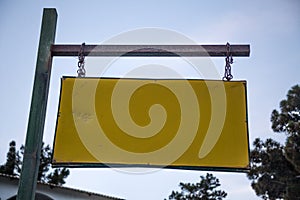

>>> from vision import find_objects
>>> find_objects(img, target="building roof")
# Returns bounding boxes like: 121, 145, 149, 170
0, 173, 124, 200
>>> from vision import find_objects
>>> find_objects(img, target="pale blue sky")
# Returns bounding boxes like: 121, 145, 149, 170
0, 1, 300, 199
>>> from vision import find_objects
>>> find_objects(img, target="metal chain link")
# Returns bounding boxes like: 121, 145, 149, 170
223, 42, 233, 81
77, 43, 86, 77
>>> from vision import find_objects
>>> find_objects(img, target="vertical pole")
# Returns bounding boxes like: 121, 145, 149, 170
17, 8, 57, 200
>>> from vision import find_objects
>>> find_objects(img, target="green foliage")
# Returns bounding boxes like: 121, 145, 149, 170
0, 141, 21, 175
271, 84, 300, 173
247, 85, 300, 199
47, 168, 70, 186
1, 141, 70, 185
271, 85, 300, 135
247, 138, 297, 199
166, 173, 227, 200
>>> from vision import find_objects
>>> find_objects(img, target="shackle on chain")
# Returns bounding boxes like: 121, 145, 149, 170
223, 42, 233, 81
77, 43, 86, 77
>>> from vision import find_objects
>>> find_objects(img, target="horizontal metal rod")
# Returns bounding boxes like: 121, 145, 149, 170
51, 44, 250, 57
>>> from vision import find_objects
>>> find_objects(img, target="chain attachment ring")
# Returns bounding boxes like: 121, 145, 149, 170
77, 43, 86, 77
223, 42, 233, 81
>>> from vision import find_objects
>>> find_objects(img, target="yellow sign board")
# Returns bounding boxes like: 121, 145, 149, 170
53, 77, 249, 171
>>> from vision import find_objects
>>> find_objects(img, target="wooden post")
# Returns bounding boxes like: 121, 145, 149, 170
17, 8, 57, 200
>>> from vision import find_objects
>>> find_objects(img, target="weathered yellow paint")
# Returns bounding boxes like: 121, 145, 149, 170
53, 77, 249, 170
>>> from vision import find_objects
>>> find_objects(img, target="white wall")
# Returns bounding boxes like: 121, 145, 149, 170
0, 176, 121, 200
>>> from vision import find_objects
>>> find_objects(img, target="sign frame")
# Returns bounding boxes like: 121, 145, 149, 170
52, 76, 250, 173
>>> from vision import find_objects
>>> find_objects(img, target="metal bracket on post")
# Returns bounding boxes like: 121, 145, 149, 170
17, 8, 57, 200
51, 44, 250, 57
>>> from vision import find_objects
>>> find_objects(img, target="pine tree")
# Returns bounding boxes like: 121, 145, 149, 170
0, 141, 21, 176
47, 168, 70, 186
166, 173, 227, 200
247, 85, 300, 199
271, 85, 300, 173
1, 140, 70, 185
247, 138, 297, 199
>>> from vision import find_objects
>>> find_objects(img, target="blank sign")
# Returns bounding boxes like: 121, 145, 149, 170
53, 77, 249, 171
